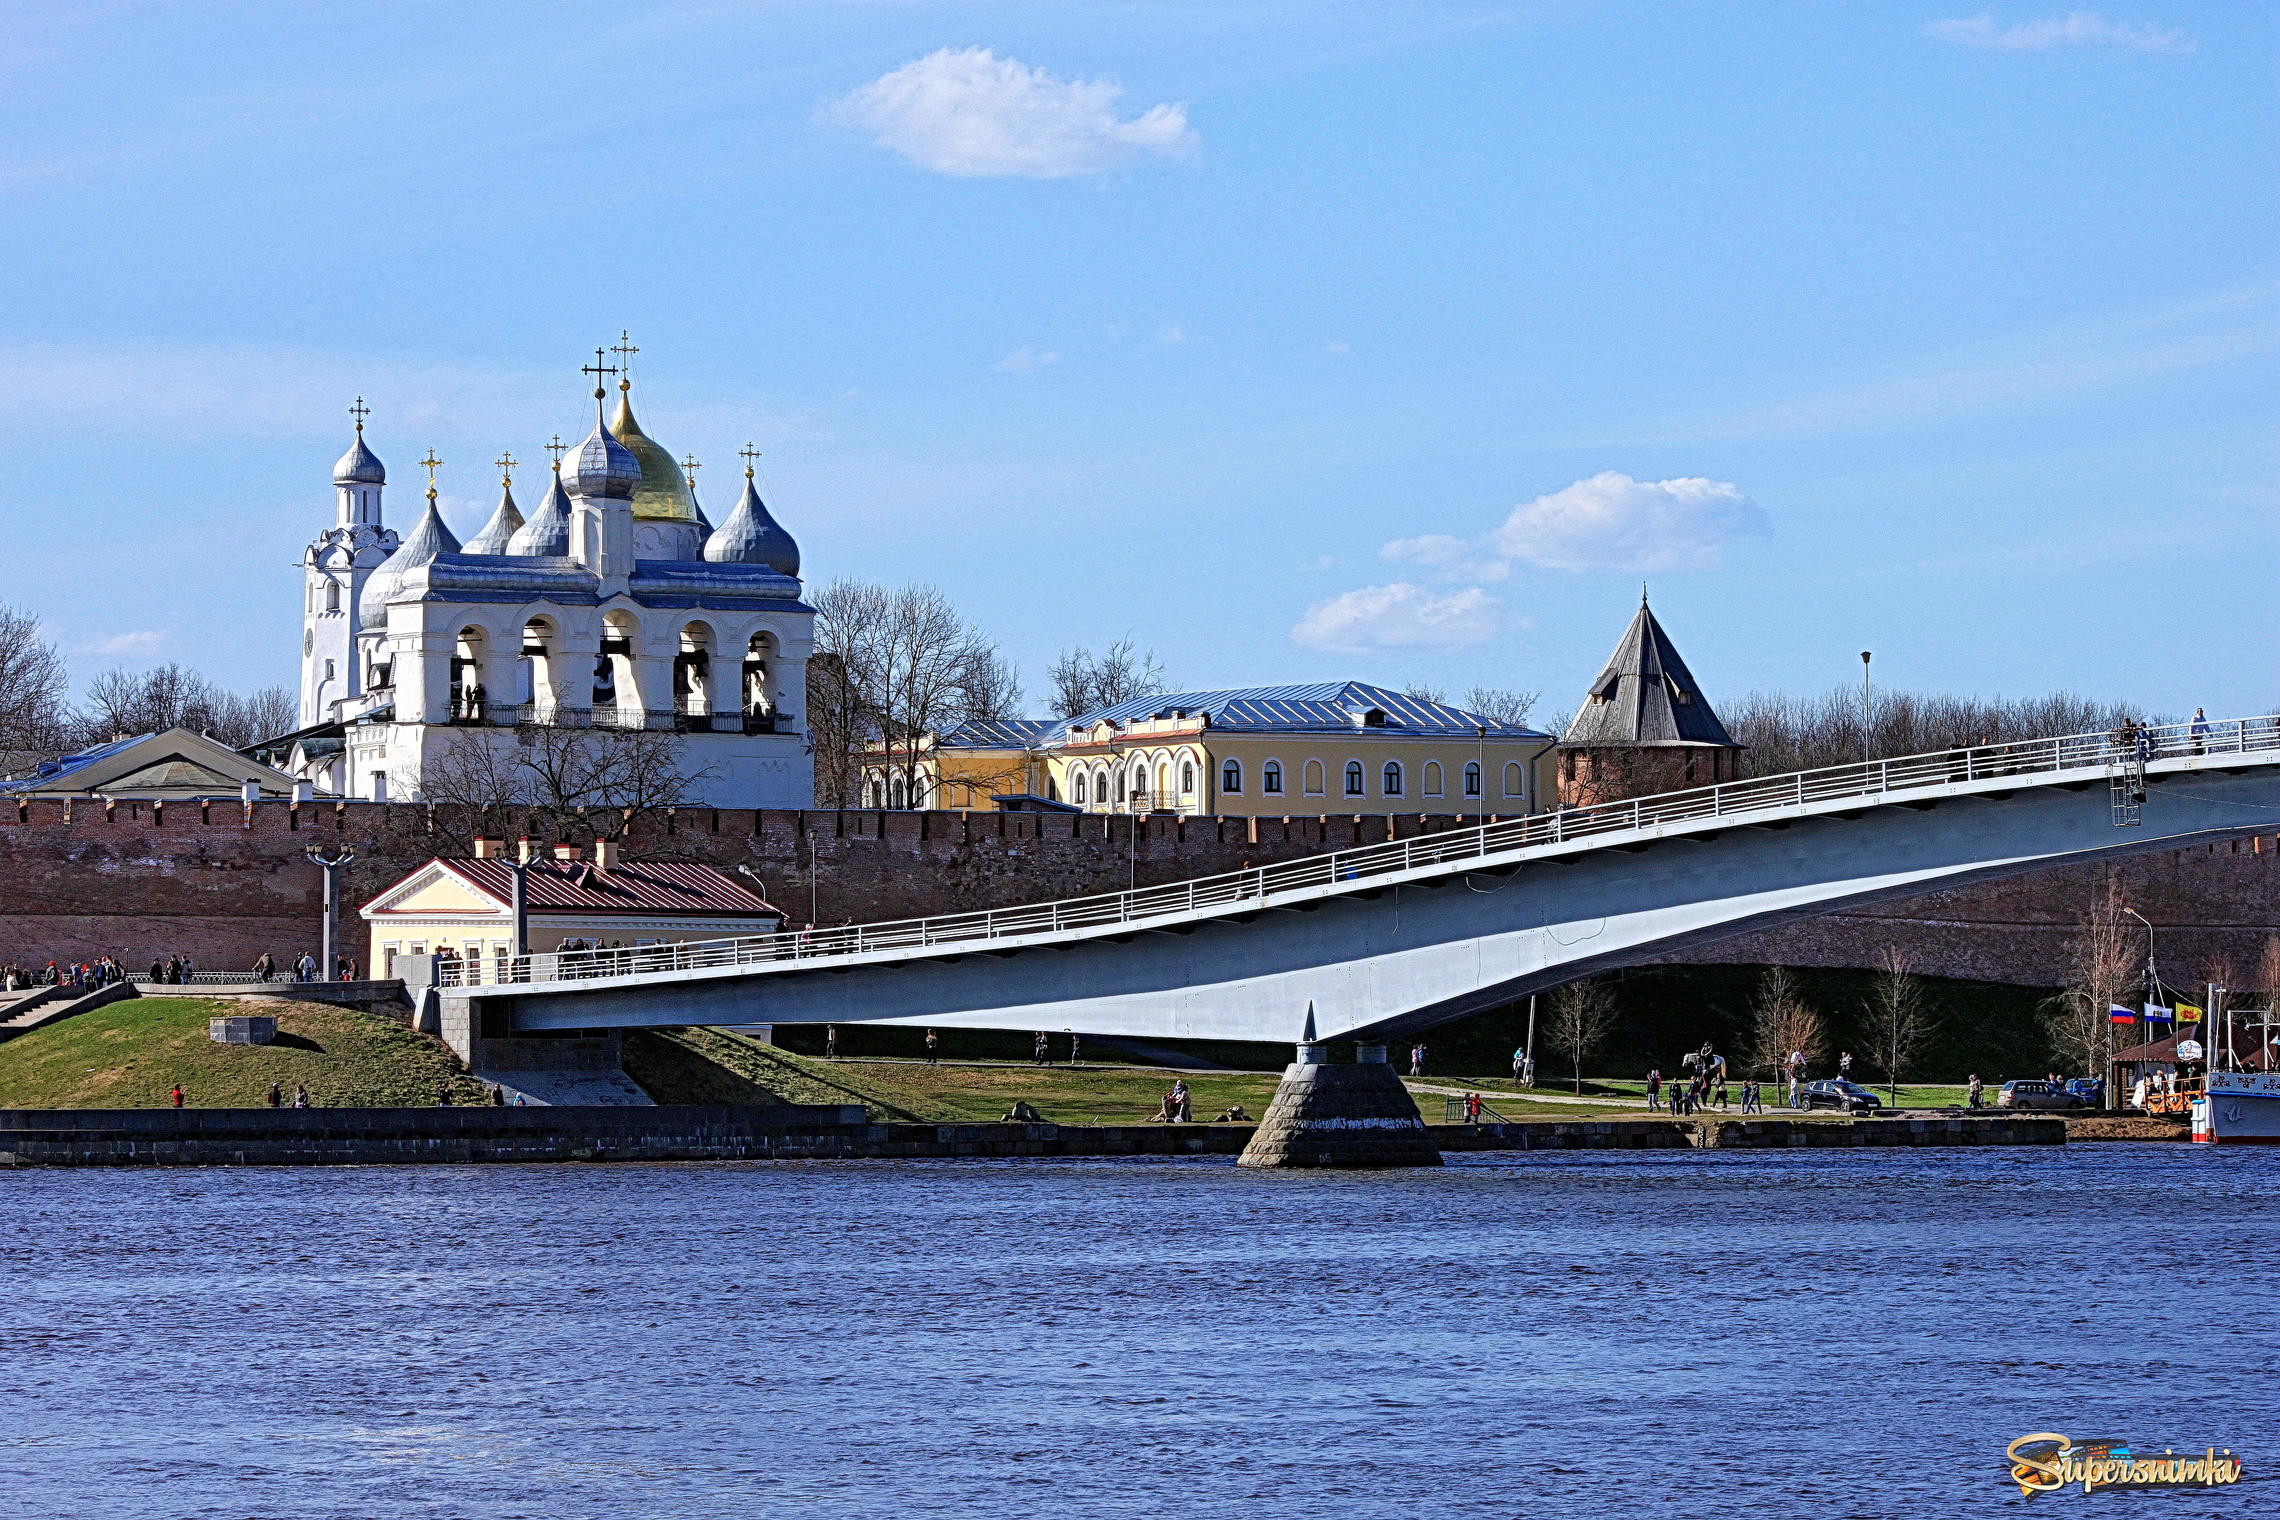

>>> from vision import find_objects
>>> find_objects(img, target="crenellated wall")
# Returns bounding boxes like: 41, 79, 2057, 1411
2, 795, 2275, 990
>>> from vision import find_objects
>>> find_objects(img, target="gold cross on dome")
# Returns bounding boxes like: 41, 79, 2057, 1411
546, 434, 566, 466
611, 331, 639, 388
347, 396, 371, 431
739, 442, 761, 477
420, 450, 443, 494
496, 451, 517, 486
680, 453, 700, 490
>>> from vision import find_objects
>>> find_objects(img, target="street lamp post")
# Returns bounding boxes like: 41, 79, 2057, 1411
1860, 651, 1873, 767
2124, 906, 2157, 1109
306, 846, 355, 982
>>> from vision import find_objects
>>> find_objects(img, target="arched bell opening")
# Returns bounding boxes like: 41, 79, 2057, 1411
743, 630, 780, 734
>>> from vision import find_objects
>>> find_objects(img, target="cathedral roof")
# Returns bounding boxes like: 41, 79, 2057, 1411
360, 495, 461, 623
505, 467, 572, 556
333, 428, 385, 485
463, 482, 524, 555
566, 418, 641, 501
609, 390, 700, 524
702, 472, 801, 576
1560, 597, 1739, 749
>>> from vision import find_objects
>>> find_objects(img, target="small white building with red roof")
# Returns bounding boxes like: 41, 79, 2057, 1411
360, 840, 779, 981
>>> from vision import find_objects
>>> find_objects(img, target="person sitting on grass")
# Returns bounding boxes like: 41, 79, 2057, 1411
1003, 1100, 1044, 1123
1217, 1104, 1252, 1122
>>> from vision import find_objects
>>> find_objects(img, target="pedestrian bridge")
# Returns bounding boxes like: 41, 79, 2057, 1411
436, 716, 2280, 1054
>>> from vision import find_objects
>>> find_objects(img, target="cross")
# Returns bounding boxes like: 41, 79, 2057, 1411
348, 396, 370, 432
611, 330, 639, 388
581, 348, 618, 396
496, 451, 517, 487
680, 453, 700, 490
420, 449, 443, 494
740, 442, 762, 477
546, 434, 566, 467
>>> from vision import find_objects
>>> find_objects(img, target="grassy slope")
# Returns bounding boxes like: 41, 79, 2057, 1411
0, 997, 489, 1109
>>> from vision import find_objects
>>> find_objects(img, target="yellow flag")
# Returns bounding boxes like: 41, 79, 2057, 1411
2176, 1002, 2204, 1023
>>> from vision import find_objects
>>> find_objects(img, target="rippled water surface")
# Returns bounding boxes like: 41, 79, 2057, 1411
4, 1147, 2276, 1519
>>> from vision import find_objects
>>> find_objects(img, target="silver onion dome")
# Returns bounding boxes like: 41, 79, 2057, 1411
359, 496, 461, 623
565, 420, 641, 500
333, 431, 385, 486
703, 474, 800, 577
505, 467, 572, 556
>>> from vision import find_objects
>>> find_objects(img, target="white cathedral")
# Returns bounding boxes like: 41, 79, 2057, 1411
289, 356, 816, 808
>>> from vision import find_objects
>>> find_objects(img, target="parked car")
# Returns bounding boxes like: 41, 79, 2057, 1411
1798, 1079, 1881, 1114
2063, 1077, 2105, 1109
1998, 1079, 2083, 1111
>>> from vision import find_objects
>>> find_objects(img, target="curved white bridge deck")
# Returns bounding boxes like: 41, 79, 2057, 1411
441, 715, 2280, 1047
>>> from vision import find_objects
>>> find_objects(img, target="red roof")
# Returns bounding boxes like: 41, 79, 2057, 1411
389, 858, 778, 919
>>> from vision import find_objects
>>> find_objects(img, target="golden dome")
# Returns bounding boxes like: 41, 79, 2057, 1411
609, 388, 699, 523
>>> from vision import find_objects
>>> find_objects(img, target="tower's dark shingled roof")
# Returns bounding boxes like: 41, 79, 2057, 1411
1561, 600, 1740, 749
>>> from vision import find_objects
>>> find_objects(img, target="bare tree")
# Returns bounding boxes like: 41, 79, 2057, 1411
1463, 686, 1541, 727
1861, 946, 1937, 1104
2050, 874, 2137, 1082
403, 724, 713, 846
1048, 637, 1167, 719
0, 603, 69, 756
74, 663, 294, 748
1746, 965, 1825, 1083
1545, 976, 1620, 1095
1725, 687, 2149, 777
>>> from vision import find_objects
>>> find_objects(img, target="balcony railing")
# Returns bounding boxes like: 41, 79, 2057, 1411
440, 713, 2280, 990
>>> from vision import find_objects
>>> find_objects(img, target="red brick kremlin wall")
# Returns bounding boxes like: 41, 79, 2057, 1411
2, 795, 2275, 989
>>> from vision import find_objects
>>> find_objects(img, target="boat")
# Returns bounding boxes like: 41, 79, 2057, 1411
2191, 1069, 2280, 1144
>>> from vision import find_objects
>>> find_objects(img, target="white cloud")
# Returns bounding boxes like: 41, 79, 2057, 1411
824, 47, 1198, 178
77, 631, 165, 657
1380, 533, 1511, 583
995, 347, 1060, 373
1927, 11, 2194, 53
1291, 583, 1504, 652
1488, 471, 1766, 574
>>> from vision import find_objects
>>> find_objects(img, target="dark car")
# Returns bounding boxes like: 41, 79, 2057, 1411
1997, 1079, 2082, 1111
2064, 1077, 2105, 1108
1799, 1079, 1881, 1114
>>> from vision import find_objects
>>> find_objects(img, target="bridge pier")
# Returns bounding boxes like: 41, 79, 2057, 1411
1237, 1041, 1442, 1169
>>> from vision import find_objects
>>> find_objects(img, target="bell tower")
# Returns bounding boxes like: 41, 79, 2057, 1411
300, 398, 400, 727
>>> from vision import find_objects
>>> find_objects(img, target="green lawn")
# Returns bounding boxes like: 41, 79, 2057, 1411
0, 996, 491, 1109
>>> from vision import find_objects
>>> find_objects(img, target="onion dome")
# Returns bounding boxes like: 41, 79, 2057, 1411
360, 492, 462, 623
565, 418, 641, 500
703, 469, 800, 576
333, 427, 385, 486
608, 388, 700, 523
506, 465, 572, 556
464, 479, 524, 556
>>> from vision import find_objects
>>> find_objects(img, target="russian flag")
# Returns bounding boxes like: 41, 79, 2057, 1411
2110, 1005, 2138, 1024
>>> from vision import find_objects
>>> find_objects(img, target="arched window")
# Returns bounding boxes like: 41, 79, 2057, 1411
1114, 769, 1126, 803
1382, 761, 1403, 796
1262, 760, 1283, 795
890, 774, 908, 810
1344, 761, 1365, 797
323, 580, 341, 613
1156, 763, 1170, 798
1502, 762, 1524, 797
1303, 760, 1324, 796
1221, 759, 1242, 794
1464, 761, 1481, 797
1074, 771, 1089, 805
1423, 761, 1443, 797
1180, 762, 1195, 795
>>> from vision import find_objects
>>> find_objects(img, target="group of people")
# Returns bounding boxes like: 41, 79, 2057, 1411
3, 958, 139, 993
1145, 1080, 1251, 1124
248, 952, 357, 983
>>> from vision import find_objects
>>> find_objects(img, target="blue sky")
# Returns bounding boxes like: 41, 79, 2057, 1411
0, 1, 2270, 721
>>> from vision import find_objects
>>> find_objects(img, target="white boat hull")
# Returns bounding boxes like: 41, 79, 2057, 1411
2192, 1072, 2280, 1143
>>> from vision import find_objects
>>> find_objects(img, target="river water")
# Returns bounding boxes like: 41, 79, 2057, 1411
2, 1147, 2273, 1519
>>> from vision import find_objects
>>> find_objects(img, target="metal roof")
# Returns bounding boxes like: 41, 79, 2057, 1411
938, 719, 1060, 750
422, 859, 779, 917
1561, 600, 1740, 748
0, 734, 148, 791
1049, 682, 1550, 744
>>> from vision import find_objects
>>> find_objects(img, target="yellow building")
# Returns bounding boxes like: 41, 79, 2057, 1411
869, 684, 1556, 817
860, 721, 1056, 811
360, 840, 780, 982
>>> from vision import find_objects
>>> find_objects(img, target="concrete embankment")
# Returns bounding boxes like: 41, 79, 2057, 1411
0, 1109, 2091, 1167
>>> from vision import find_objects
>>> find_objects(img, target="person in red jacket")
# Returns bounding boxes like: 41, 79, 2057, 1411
168, 1084, 185, 1108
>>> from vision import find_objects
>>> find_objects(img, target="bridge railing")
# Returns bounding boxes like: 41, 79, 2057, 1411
440, 713, 2278, 988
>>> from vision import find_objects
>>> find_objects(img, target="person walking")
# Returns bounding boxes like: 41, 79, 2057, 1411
1787, 1073, 1802, 1110
265, 1082, 283, 1108
1464, 1091, 1484, 1124
1645, 1069, 1663, 1112
490, 1084, 506, 1107
168, 1084, 185, 1109
292, 1084, 310, 1109
1715, 1076, 1731, 1111
824, 1024, 838, 1060
1034, 1031, 1050, 1066
252, 951, 274, 983
1511, 1045, 1528, 1084
924, 1029, 940, 1064
2189, 707, 2210, 755
295, 952, 317, 982
1968, 1074, 1984, 1110
1408, 1042, 1427, 1077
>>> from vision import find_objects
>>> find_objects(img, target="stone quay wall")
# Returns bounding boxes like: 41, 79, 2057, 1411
2, 794, 2278, 991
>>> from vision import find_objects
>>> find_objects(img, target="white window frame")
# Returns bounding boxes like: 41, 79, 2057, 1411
1343, 760, 1365, 797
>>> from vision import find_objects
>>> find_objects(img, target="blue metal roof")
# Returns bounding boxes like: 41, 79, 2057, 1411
0, 733, 152, 793
1048, 682, 1549, 744
937, 719, 1060, 750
